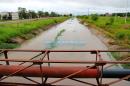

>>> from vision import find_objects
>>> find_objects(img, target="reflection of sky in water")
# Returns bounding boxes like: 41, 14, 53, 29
44, 40, 86, 48
43, 28, 86, 49
44, 29, 66, 49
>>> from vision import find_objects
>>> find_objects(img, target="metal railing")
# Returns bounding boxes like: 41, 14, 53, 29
0, 49, 130, 86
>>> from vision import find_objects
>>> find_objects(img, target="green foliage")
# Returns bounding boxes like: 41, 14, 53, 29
115, 30, 130, 40
78, 16, 130, 46
0, 43, 19, 49
84, 16, 88, 19
115, 31, 126, 40
91, 14, 98, 21
111, 52, 121, 60
111, 52, 130, 68
0, 17, 68, 49
105, 17, 114, 26
122, 64, 130, 69
38, 11, 44, 17
18, 7, 28, 19
44, 12, 49, 17
69, 14, 72, 16
50, 12, 59, 17
112, 12, 130, 17
18, 7, 62, 19
28, 10, 38, 18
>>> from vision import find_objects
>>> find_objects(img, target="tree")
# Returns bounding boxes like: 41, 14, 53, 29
50, 12, 57, 17
8, 12, 12, 20
44, 12, 49, 17
105, 17, 114, 26
69, 13, 72, 16
28, 10, 38, 18
38, 11, 44, 17
63, 14, 67, 17
18, 7, 28, 19
50, 12, 60, 17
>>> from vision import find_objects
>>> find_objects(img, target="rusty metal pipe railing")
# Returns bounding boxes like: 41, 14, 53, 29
0, 65, 99, 78
0, 49, 130, 86
0, 49, 130, 52
0, 65, 130, 80
0, 59, 130, 64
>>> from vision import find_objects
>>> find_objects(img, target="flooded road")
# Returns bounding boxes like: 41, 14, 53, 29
1, 18, 130, 86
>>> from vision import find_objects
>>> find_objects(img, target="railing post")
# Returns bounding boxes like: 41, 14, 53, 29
91, 51, 98, 61
47, 52, 50, 67
4, 51, 9, 65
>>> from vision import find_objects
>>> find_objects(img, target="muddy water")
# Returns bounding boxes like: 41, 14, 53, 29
1, 18, 130, 86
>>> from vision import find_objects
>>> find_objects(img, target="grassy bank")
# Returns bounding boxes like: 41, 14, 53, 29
0, 17, 68, 49
78, 16, 130, 68
79, 16, 130, 47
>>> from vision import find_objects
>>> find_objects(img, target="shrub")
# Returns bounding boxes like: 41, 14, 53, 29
115, 30, 130, 40
111, 52, 121, 60
116, 32, 126, 40
105, 17, 114, 26
0, 43, 19, 49
109, 17, 114, 24
91, 14, 98, 21
84, 16, 88, 19
127, 33, 130, 40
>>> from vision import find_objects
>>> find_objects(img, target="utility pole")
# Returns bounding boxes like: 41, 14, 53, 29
88, 8, 89, 16
114, 9, 117, 22
125, 0, 128, 23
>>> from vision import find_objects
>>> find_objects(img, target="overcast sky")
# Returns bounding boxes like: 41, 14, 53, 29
0, 0, 130, 15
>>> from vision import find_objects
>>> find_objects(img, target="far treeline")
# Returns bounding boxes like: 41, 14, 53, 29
78, 12, 130, 19
0, 7, 72, 20
18, 7, 72, 19
103, 13, 130, 17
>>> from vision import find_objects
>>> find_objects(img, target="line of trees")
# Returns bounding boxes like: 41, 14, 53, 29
0, 7, 72, 20
77, 12, 130, 18
18, 7, 72, 19
112, 13, 130, 17
99, 12, 130, 17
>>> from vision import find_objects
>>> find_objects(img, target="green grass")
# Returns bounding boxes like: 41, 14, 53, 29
0, 43, 19, 49
111, 52, 121, 60
79, 16, 130, 47
111, 52, 130, 68
0, 17, 68, 49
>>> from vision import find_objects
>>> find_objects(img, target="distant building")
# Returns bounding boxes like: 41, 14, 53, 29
11, 12, 19, 20
0, 12, 19, 20
105, 13, 112, 16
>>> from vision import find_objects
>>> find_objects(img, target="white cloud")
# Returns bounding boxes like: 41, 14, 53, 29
0, 0, 129, 14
